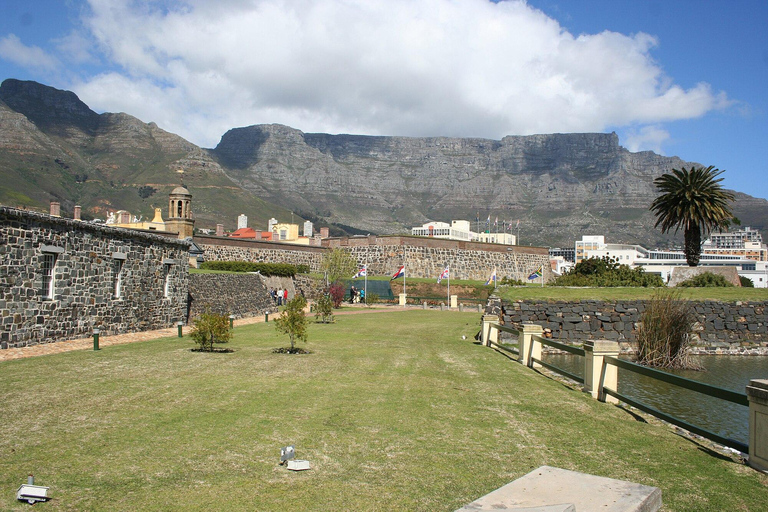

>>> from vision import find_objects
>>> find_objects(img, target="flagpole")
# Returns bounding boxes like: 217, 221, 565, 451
403, 249, 406, 299
364, 257, 368, 305
447, 264, 450, 306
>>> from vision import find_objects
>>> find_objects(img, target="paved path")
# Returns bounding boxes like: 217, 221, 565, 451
0, 305, 427, 362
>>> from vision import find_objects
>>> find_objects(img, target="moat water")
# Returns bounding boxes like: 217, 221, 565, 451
543, 354, 766, 449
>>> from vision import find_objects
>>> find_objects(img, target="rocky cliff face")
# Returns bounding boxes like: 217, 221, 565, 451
2, 79, 766, 247
211, 124, 724, 246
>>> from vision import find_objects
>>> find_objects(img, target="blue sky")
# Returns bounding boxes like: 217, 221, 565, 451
1, 0, 767, 199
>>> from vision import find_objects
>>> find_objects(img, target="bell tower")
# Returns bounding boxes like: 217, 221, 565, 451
166, 175, 194, 238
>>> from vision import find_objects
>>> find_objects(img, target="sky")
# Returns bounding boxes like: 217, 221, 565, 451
1, 0, 766, 199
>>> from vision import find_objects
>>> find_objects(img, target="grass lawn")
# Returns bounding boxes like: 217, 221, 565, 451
3, 311, 765, 510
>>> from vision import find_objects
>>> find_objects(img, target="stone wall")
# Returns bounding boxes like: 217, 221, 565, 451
197, 234, 550, 282
195, 235, 325, 270
498, 298, 768, 346
188, 273, 277, 320
1, 206, 189, 348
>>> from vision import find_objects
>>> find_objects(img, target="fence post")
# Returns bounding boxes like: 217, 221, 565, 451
481, 315, 498, 347
518, 324, 543, 368
584, 339, 620, 404
746, 379, 768, 471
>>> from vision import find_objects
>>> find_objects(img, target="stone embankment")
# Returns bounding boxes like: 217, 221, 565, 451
489, 297, 768, 353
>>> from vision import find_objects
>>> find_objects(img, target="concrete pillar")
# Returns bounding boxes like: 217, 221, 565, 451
519, 324, 544, 368
481, 314, 499, 347
73, 205, 81, 221
584, 339, 620, 404
422, 301, 428, 309
746, 379, 768, 471
50, 202, 61, 217
450, 295, 458, 309
398, 293, 407, 306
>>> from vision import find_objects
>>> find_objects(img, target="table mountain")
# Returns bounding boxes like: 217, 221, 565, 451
2, 78, 766, 247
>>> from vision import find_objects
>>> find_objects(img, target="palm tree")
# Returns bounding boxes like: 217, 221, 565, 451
650, 166, 735, 266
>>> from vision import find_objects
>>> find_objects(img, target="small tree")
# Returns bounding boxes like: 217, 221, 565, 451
274, 295, 308, 351
190, 311, 232, 352
315, 294, 334, 323
320, 248, 358, 285
328, 282, 345, 308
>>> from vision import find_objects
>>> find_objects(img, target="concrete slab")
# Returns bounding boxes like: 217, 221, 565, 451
457, 466, 661, 512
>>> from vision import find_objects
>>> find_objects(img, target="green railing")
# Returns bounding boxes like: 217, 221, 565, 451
488, 324, 520, 359
482, 318, 750, 453
530, 335, 585, 385
602, 356, 749, 453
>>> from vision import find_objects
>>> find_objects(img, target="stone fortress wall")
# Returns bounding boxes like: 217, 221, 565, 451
1, 206, 190, 349
197, 234, 551, 282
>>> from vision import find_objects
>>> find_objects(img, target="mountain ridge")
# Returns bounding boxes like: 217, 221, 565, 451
2, 78, 766, 247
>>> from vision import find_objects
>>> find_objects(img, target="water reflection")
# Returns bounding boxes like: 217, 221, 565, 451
543, 354, 766, 447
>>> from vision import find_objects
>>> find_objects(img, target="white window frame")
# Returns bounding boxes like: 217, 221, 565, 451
40, 245, 64, 300
112, 252, 127, 299
162, 259, 176, 298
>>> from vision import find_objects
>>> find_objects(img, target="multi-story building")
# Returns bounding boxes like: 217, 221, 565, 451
411, 220, 516, 245
702, 227, 766, 261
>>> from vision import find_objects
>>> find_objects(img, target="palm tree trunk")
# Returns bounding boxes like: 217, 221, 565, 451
684, 225, 701, 266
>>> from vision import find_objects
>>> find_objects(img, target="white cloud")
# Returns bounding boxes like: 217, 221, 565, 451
0, 34, 59, 71
623, 125, 670, 154
71, 0, 730, 148
53, 31, 99, 65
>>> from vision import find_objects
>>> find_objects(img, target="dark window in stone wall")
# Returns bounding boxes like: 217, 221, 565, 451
41, 253, 56, 299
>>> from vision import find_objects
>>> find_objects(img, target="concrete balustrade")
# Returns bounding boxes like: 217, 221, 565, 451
518, 323, 544, 368
583, 339, 620, 404
746, 379, 768, 471
481, 315, 498, 347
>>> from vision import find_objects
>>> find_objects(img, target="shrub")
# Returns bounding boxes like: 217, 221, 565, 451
677, 272, 734, 287
500, 276, 525, 286
315, 294, 334, 323
190, 311, 233, 352
328, 282, 345, 308
296, 264, 311, 274
274, 295, 308, 351
636, 291, 700, 369
199, 261, 298, 277
740, 275, 754, 288
552, 257, 663, 287
365, 292, 380, 306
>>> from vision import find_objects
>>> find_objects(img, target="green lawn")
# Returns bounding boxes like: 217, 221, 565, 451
3, 311, 765, 510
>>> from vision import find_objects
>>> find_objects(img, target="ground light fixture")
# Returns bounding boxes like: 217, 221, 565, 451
280, 445, 310, 471
16, 475, 50, 504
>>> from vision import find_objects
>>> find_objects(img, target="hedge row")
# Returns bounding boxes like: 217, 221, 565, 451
200, 261, 309, 276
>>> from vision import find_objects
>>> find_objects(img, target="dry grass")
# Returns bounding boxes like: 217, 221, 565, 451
0, 310, 766, 511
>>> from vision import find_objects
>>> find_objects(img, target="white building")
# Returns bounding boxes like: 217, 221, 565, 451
573, 235, 767, 286
303, 220, 313, 237
268, 217, 278, 232
411, 219, 516, 245
237, 214, 248, 229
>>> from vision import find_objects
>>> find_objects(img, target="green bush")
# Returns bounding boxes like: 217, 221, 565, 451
366, 292, 380, 306
199, 261, 298, 276
553, 257, 663, 287
677, 272, 734, 287
740, 275, 754, 287
296, 264, 311, 274
315, 294, 334, 323
190, 311, 233, 352
500, 276, 525, 286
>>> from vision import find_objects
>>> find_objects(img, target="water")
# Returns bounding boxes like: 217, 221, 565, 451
543, 353, 767, 448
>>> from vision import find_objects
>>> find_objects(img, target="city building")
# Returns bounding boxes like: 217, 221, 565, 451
702, 227, 767, 261
237, 214, 248, 229
411, 219, 516, 245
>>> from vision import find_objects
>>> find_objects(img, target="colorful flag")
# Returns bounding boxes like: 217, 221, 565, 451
484, 268, 497, 285
353, 265, 367, 279
494, 216, 498, 227
437, 266, 449, 284
486, 214, 490, 225
528, 265, 543, 280
516, 219, 520, 228
391, 265, 405, 280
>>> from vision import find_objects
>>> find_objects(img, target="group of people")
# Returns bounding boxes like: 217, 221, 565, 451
349, 286, 365, 304
270, 288, 289, 306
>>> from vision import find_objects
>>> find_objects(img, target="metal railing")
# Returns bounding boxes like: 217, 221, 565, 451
481, 317, 752, 454
530, 335, 585, 385
602, 356, 749, 453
